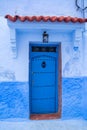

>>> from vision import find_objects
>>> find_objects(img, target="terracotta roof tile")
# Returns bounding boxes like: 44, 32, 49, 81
5, 15, 87, 23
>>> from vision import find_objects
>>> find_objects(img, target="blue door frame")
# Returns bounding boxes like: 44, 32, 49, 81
29, 42, 62, 120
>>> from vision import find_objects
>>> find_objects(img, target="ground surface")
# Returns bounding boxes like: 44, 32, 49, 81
0, 119, 87, 130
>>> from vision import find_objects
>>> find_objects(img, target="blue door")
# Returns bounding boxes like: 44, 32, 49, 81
30, 43, 58, 114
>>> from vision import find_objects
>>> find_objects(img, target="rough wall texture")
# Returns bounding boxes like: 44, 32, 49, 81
0, 82, 29, 119
83, 77, 87, 119
62, 78, 83, 119
0, 78, 85, 119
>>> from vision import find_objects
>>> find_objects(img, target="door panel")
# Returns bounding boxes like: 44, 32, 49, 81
31, 86, 55, 99
31, 99, 56, 114
32, 56, 55, 72
32, 73, 55, 86
30, 44, 58, 114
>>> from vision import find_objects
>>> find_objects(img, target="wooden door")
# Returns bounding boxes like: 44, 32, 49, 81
29, 43, 61, 120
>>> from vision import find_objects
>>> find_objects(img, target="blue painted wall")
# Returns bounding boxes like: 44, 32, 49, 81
62, 78, 83, 119
0, 0, 87, 120
82, 77, 87, 119
0, 82, 29, 119
0, 78, 86, 119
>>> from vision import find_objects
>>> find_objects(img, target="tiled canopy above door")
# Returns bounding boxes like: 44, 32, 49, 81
5, 15, 85, 59
5, 15, 87, 23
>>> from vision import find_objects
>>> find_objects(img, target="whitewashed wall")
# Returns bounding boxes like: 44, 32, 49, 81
0, 16, 85, 81
0, 0, 86, 81
0, 0, 84, 17
0, 17, 71, 81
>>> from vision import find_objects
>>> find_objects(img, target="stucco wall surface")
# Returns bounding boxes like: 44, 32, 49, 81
0, 0, 87, 122
0, 0, 83, 17
0, 78, 86, 119
0, 82, 29, 119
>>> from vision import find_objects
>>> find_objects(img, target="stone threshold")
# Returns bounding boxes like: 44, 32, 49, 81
0, 119, 87, 130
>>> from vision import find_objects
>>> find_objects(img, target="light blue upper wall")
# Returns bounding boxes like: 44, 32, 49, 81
84, 0, 87, 17
0, 0, 84, 17
0, 0, 86, 81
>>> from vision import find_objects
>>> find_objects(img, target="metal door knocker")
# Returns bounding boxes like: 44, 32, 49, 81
41, 61, 46, 68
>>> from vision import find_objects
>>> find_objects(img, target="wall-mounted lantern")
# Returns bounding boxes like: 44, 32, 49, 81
43, 31, 49, 43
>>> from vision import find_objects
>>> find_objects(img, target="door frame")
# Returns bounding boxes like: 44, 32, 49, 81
29, 42, 62, 120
